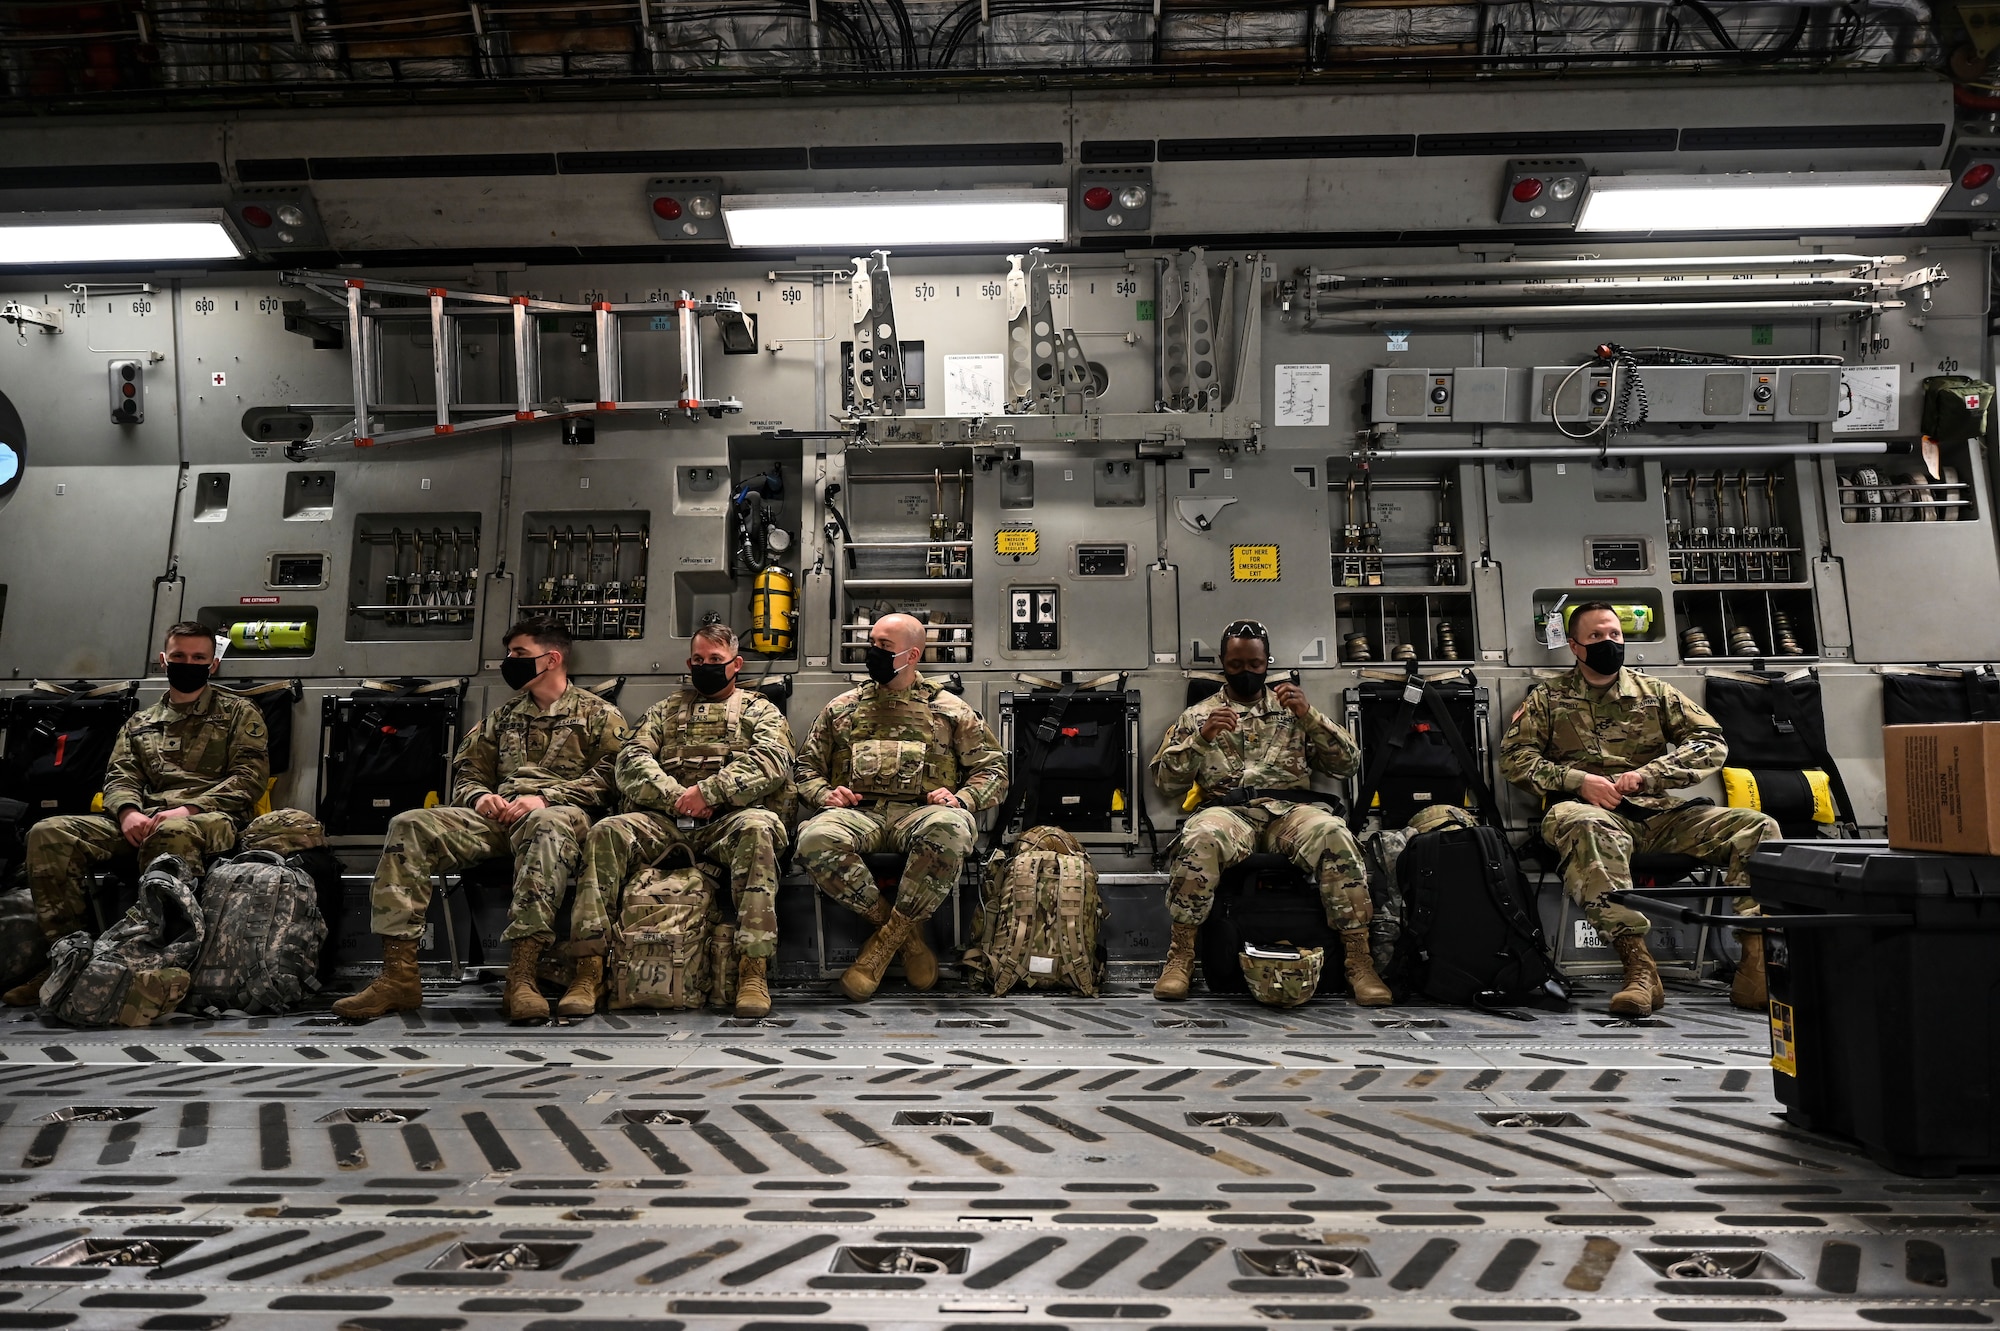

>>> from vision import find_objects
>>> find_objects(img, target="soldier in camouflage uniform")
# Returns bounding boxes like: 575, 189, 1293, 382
333, 618, 626, 1024
1499, 601, 1777, 1016
796, 612, 1009, 1001
1152, 619, 1391, 1006
4, 622, 269, 1007
581, 624, 795, 1019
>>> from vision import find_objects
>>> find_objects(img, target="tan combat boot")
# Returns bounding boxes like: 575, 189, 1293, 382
842, 909, 919, 1001
331, 937, 423, 1021
1730, 930, 1767, 1011
2, 966, 50, 1008
1342, 929, 1393, 1007
864, 896, 938, 991
735, 955, 772, 1019
557, 953, 604, 1019
1153, 922, 1199, 1001
504, 936, 551, 1021
1610, 933, 1666, 1017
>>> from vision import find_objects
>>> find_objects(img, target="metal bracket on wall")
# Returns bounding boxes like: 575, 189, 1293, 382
281, 270, 749, 450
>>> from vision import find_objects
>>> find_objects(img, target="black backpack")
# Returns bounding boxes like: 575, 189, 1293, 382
317, 680, 464, 836
1391, 823, 1566, 1009
1197, 853, 1341, 996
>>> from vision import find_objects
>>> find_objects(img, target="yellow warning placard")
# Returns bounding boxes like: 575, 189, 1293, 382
1768, 998, 1796, 1077
995, 528, 1038, 556
1231, 544, 1281, 581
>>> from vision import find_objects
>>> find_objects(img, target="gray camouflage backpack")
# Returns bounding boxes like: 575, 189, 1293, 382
963, 826, 1106, 997
42, 856, 206, 1028
186, 849, 328, 1015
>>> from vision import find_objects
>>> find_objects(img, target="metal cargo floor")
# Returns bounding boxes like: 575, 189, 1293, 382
1, 979, 1994, 1330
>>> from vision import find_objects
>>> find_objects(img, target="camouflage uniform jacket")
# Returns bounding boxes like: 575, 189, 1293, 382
1152, 688, 1359, 810
450, 683, 626, 810
797, 674, 1009, 812
617, 686, 796, 820
1499, 667, 1728, 811
101, 686, 271, 830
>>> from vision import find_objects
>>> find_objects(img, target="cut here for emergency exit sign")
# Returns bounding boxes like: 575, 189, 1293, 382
1231, 545, 1280, 581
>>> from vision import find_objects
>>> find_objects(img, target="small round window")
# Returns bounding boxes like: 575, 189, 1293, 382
0, 389, 22, 508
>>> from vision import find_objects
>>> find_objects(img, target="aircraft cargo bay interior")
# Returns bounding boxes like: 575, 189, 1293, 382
0, 10, 1996, 1329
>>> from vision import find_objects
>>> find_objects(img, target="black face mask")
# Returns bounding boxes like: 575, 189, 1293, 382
689, 660, 734, 696
500, 653, 545, 691
1224, 669, 1267, 701
864, 644, 903, 685
1581, 638, 1626, 676
164, 661, 210, 694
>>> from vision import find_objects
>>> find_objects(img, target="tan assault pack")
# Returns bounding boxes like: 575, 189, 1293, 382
608, 845, 730, 1011
964, 825, 1107, 997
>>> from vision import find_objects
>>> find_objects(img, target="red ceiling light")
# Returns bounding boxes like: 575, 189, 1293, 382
239, 204, 273, 229
1961, 162, 1995, 190
652, 196, 683, 220
1082, 185, 1114, 211
1510, 177, 1544, 203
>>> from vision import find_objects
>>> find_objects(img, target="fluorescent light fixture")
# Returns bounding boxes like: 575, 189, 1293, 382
721, 189, 1067, 248
0, 211, 245, 265
1576, 171, 1950, 233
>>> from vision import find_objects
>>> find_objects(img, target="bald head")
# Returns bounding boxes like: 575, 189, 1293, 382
867, 612, 926, 690
871, 613, 927, 654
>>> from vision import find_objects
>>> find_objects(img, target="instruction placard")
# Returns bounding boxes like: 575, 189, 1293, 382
1230, 544, 1281, 581
1834, 366, 1901, 434
1273, 364, 1330, 427
943, 353, 1006, 416
1769, 999, 1797, 1077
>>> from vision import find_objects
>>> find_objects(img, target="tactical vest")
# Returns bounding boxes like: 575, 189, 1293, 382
846, 689, 955, 801
658, 689, 791, 819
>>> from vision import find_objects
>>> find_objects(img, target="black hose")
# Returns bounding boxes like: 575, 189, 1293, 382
1679, 0, 1741, 51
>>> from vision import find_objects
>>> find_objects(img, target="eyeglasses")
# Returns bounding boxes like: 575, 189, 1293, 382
1222, 619, 1269, 642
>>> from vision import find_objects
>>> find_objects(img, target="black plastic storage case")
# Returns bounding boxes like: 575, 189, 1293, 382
1748, 841, 2000, 1176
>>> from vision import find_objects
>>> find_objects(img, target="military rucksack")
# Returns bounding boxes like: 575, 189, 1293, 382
608, 845, 725, 1011
185, 850, 328, 1015
41, 856, 206, 1028
963, 826, 1107, 997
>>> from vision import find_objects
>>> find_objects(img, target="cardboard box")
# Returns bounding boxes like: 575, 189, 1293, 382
1883, 722, 2000, 856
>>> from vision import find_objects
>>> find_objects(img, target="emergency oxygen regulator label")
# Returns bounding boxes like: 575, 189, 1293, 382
995, 528, 1038, 556
1769, 999, 1797, 1077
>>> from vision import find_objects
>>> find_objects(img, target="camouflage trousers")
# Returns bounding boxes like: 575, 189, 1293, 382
796, 801, 976, 923
370, 805, 596, 944
1168, 802, 1372, 931
25, 811, 237, 941
1543, 801, 1777, 941
581, 808, 788, 959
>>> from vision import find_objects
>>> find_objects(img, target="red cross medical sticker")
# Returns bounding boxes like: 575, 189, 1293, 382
210, 372, 227, 387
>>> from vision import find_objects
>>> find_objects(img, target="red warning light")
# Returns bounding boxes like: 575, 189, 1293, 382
1962, 163, 1995, 190
652, 196, 683, 220
1082, 186, 1114, 211
1510, 177, 1544, 204
240, 205, 273, 229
